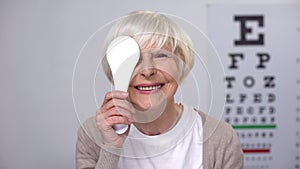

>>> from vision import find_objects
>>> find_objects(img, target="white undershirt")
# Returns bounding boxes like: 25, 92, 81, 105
118, 104, 203, 169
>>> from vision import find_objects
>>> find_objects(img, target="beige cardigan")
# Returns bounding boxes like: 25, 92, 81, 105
76, 111, 244, 169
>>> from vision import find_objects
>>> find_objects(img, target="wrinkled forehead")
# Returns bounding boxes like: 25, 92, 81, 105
133, 33, 175, 53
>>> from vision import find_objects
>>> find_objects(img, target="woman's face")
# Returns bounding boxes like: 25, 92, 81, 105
128, 43, 182, 112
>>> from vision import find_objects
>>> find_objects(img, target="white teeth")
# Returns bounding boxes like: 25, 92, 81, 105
137, 84, 162, 91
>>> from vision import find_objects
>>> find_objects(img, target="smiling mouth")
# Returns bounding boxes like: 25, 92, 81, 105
135, 84, 164, 91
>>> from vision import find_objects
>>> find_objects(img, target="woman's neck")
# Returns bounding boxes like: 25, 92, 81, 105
133, 102, 183, 136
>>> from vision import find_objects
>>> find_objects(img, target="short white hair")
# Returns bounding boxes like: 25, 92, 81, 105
102, 10, 194, 83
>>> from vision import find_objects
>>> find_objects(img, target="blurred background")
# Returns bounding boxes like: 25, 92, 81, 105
0, 0, 299, 169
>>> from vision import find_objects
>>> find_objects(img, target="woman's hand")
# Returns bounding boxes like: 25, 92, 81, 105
96, 90, 135, 148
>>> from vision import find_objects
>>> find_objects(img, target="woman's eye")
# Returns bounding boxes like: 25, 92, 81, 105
155, 53, 169, 58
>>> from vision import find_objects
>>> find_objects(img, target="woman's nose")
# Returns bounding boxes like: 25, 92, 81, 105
138, 56, 157, 78
140, 67, 156, 78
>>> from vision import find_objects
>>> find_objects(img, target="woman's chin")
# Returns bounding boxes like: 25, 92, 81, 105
133, 103, 166, 123
131, 96, 167, 123
132, 101, 152, 111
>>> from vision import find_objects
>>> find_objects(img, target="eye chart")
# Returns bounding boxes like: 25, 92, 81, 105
207, 4, 300, 169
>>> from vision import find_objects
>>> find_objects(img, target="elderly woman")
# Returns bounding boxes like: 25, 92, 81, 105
76, 10, 243, 169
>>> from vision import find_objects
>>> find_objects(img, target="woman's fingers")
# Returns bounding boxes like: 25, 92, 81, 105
96, 112, 128, 147
98, 106, 134, 122
103, 90, 128, 104
95, 90, 133, 147
101, 99, 135, 115
98, 90, 135, 122
96, 112, 131, 131
106, 116, 132, 126
96, 90, 135, 130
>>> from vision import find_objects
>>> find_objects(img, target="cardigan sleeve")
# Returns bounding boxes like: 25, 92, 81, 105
76, 126, 120, 169
222, 123, 244, 169
199, 111, 244, 169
